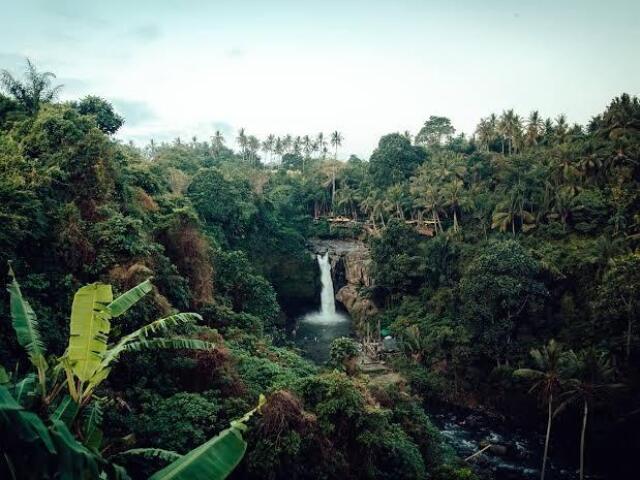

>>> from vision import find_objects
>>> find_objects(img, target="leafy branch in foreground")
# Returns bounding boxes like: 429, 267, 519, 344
3, 268, 215, 462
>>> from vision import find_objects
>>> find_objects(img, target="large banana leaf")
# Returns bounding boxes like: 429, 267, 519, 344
7, 267, 48, 373
107, 278, 153, 318
115, 448, 182, 463
149, 424, 247, 480
149, 395, 265, 480
67, 283, 114, 382
0, 385, 56, 454
123, 338, 215, 353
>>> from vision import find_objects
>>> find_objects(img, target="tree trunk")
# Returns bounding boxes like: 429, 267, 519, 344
541, 393, 553, 480
580, 399, 588, 480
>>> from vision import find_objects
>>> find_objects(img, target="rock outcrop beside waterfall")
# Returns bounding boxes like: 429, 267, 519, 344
309, 239, 378, 333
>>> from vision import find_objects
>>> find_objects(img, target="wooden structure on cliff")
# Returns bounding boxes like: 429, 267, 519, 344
318, 216, 436, 237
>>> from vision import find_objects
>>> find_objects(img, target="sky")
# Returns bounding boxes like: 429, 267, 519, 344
1, 0, 639, 158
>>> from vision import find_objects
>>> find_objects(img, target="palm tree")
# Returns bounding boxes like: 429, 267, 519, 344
515, 339, 571, 480
330, 131, 343, 210
262, 134, 275, 164
557, 349, 622, 480
274, 137, 284, 166
555, 114, 569, 144
526, 111, 544, 147
410, 169, 444, 233
441, 178, 466, 232
211, 130, 225, 154
293, 135, 302, 155
316, 132, 326, 160
336, 185, 358, 220
247, 135, 260, 165
1, 58, 63, 115
302, 135, 313, 173
384, 184, 407, 220
236, 128, 248, 161
497, 111, 509, 154
475, 118, 494, 151
282, 134, 293, 153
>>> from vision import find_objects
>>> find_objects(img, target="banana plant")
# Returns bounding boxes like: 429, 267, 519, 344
7, 266, 48, 394
5, 269, 215, 442
0, 384, 130, 480
62, 278, 213, 404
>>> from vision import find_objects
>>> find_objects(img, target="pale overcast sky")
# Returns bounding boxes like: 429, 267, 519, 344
1, 0, 639, 158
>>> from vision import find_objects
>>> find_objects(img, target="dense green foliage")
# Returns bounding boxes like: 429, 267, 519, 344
2, 59, 639, 478
0, 62, 468, 479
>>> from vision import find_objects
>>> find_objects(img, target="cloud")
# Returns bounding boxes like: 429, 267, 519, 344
0, 53, 29, 72
128, 24, 162, 43
111, 99, 157, 126
210, 121, 235, 136
56, 76, 92, 96
226, 47, 245, 59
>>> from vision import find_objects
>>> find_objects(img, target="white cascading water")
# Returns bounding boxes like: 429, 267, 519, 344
295, 250, 350, 362
301, 252, 348, 325
318, 252, 336, 316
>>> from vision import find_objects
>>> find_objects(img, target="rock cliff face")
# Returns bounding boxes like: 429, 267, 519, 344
309, 239, 378, 333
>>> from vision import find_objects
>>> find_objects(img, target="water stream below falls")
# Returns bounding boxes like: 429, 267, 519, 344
292, 252, 351, 363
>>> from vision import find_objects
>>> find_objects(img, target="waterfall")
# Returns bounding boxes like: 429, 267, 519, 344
318, 252, 336, 316
294, 248, 350, 362
299, 251, 347, 325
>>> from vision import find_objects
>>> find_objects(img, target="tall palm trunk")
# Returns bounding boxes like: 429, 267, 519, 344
541, 392, 553, 480
332, 150, 337, 210
580, 399, 588, 480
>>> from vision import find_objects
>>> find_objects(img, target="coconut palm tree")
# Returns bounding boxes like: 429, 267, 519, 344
211, 130, 225, 154
556, 349, 623, 480
316, 132, 326, 160
475, 117, 494, 151
526, 111, 544, 147
247, 135, 260, 165
293, 135, 302, 155
236, 128, 248, 161
384, 184, 407, 220
441, 178, 466, 232
330, 131, 343, 209
302, 135, 313, 173
282, 134, 293, 153
410, 168, 444, 233
515, 339, 572, 480
274, 137, 284, 166
262, 134, 275, 164
1, 58, 63, 115
336, 185, 358, 219
555, 114, 569, 144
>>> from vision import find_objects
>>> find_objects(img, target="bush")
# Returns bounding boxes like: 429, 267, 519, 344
329, 337, 359, 372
